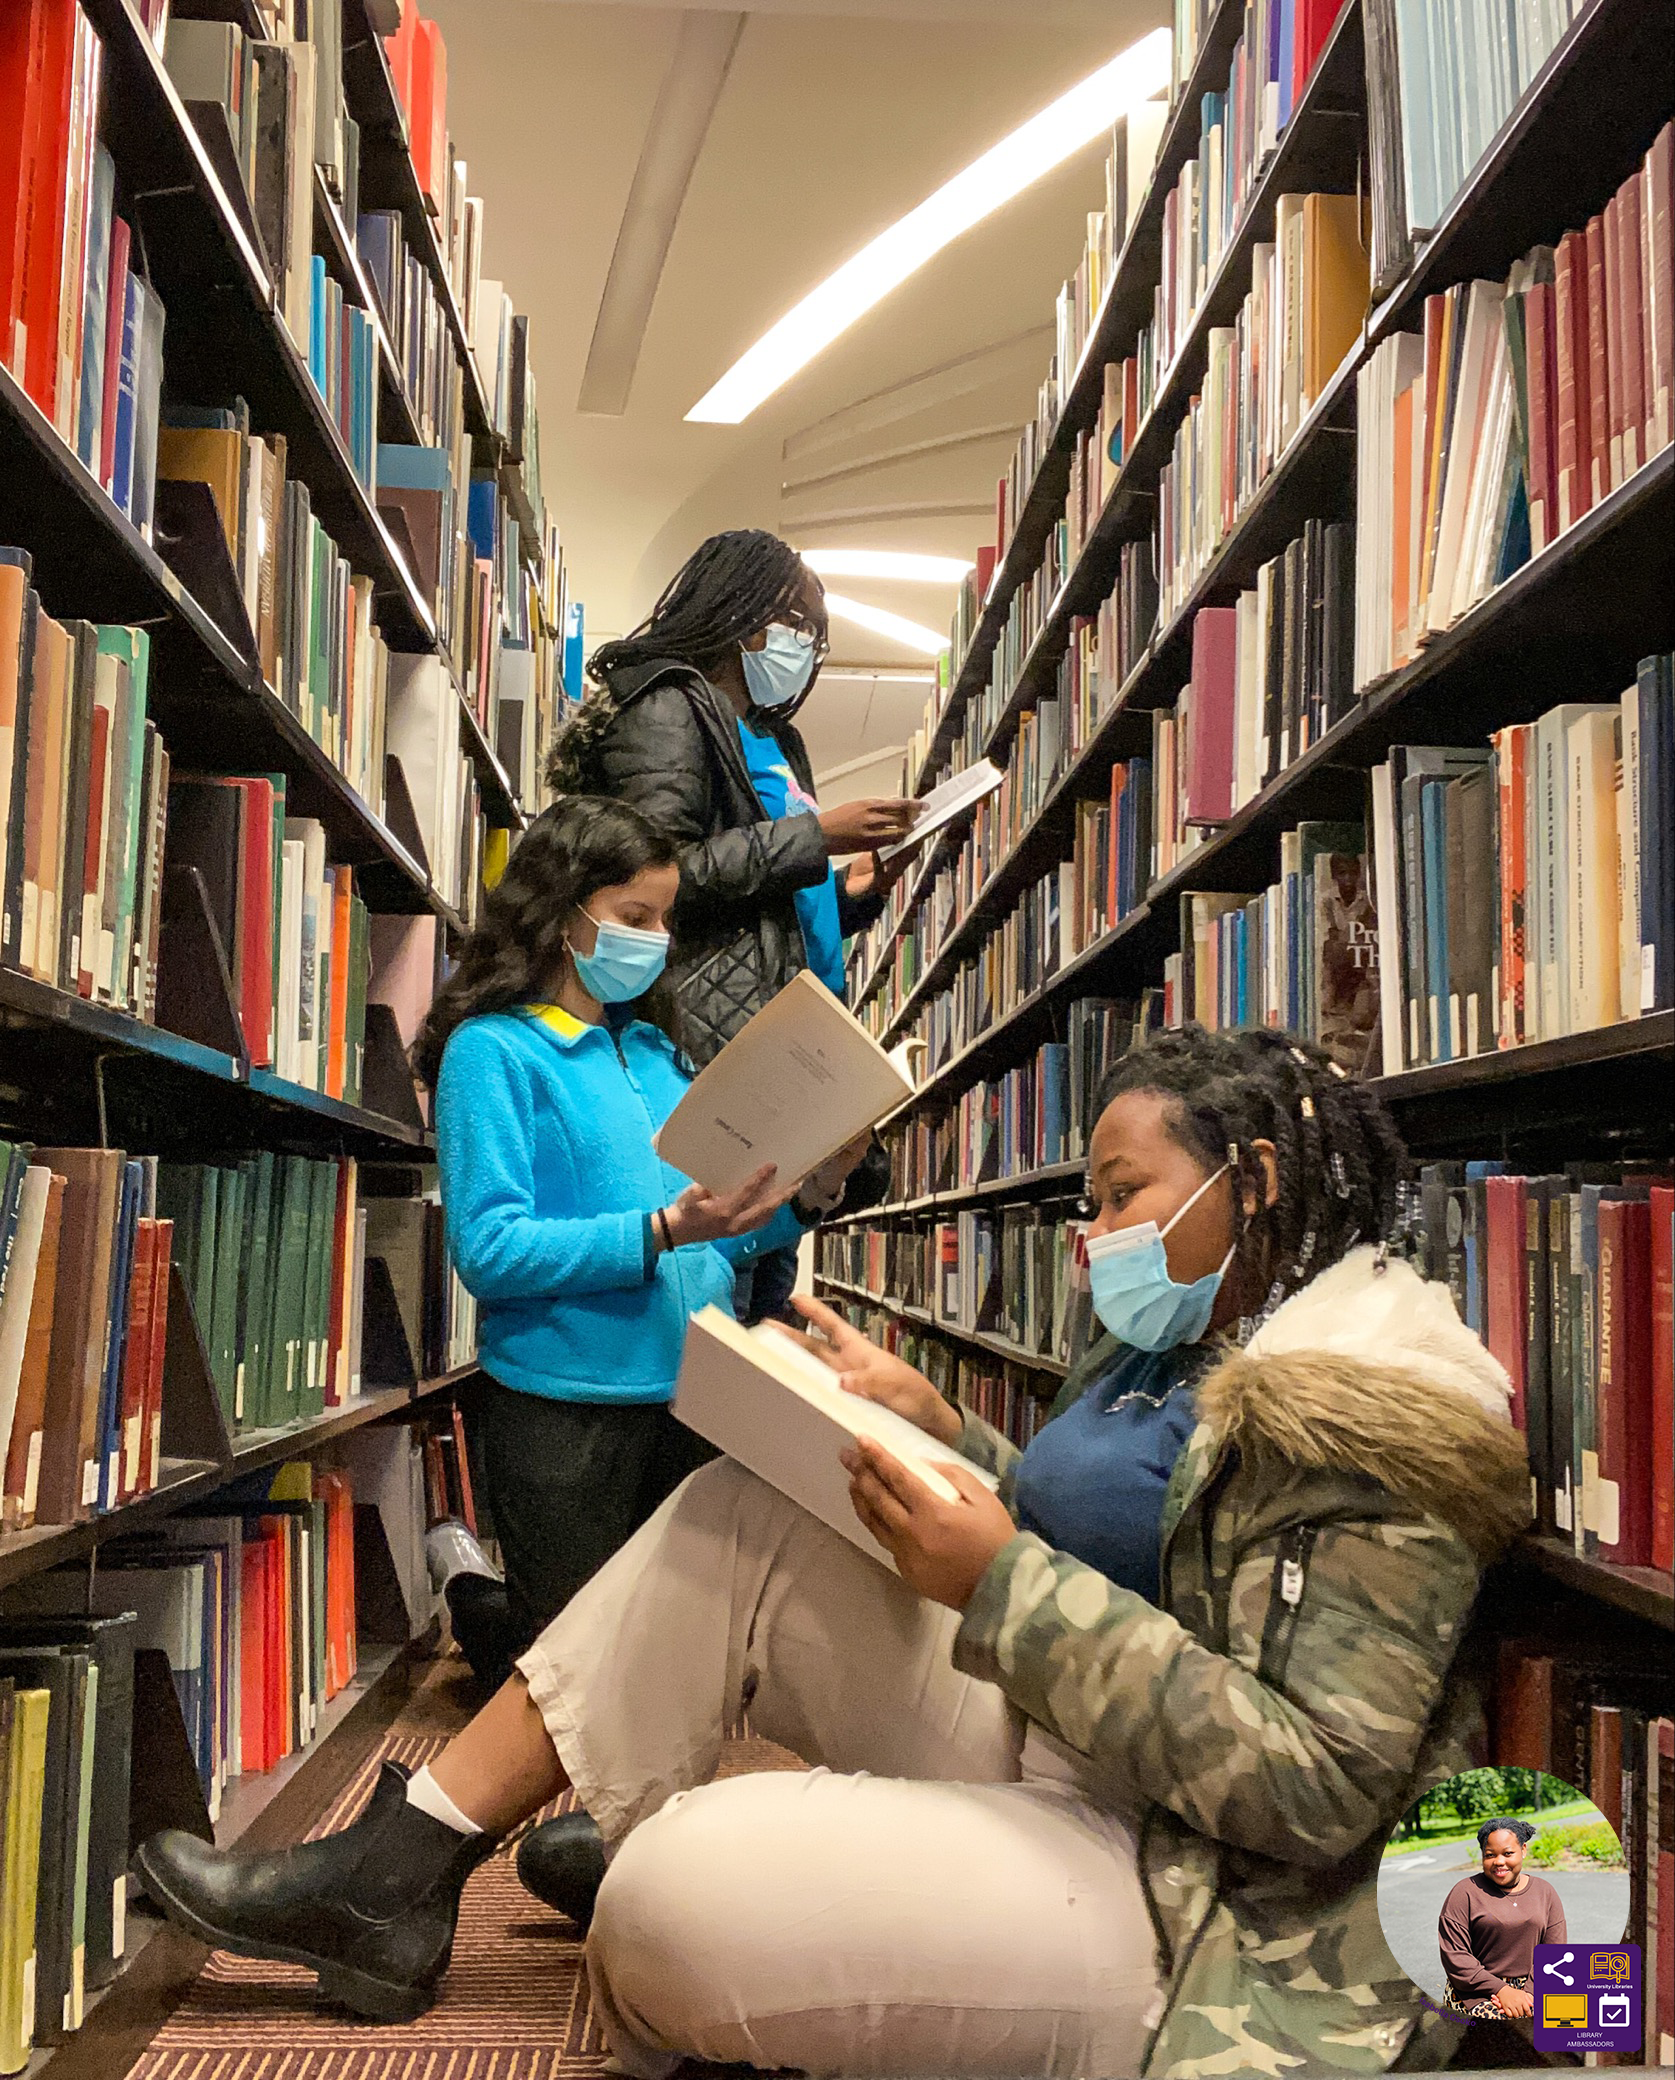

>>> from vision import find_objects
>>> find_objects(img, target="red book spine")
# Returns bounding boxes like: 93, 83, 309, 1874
974, 544, 996, 599
141, 1218, 170, 1493
1483, 1175, 1528, 1436
1649, 1183, 1673, 1575
0, 0, 47, 378
239, 1540, 266, 1773
1524, 277, 1557, 553
234, 778, 274, 1067
1106, 761, 1127, 926
1618, 169, 1647, 479
115, 1216, 154, 1503
1554, 232, 1593, 532
1591, 211, 1616, 505
1596, 1197, 1653, 1567
1183, 606, 1237, 825
18, 0, 75, 420
1590, 1703, 1624, 1832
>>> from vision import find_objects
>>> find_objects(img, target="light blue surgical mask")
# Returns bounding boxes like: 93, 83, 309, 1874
570, 911, 669, 1004
1085, 1164, 1234, 1350
741, 623, 818, 709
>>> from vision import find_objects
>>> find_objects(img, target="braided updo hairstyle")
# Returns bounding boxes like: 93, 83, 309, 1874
413, 797, 681, 1089
547, 530, 824, 796
1096, 1024, 1408, 1323
1477, 1818, 1538, 1850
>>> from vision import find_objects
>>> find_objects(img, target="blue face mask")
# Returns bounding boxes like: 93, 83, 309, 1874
741, 624, 818, 709
570, 911, 669, 1004
1085, 1164, 1234, 1350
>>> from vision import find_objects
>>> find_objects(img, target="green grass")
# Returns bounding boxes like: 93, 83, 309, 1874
1528, 1820, 1625, 1868
1382, 1798, 1599, 1860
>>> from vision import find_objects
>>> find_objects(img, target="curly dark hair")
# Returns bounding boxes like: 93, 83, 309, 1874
1094, 1024, 1408, 1322
1477, 1818, 1537, 1850
413, 797, 681, 1089
548, 530, 823, 796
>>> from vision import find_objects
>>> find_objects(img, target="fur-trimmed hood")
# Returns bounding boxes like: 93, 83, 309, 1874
1194, 1245, 1532, 1562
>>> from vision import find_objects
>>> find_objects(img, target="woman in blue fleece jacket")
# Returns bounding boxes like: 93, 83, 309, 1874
414, 796, 810, 1665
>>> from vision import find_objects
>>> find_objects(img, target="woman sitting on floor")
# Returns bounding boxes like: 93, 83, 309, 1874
1438, 1817, 1565, 2020
135, 1026, 1530, 2080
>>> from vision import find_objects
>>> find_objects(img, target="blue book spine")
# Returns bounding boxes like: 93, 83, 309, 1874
96, 1162, 144, 1511
309, 255, 328, 394
1042, 1044, 1068, 1166
77, 147, 116, 470
1277, 0, 1297, 126
467, 476, 498, 561
109, 271, 141, 518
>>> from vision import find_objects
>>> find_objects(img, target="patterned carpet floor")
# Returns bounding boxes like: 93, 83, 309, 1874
124, 1656, 803, 2080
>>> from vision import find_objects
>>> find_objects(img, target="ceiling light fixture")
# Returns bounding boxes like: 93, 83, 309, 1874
685, 28, 1171, 424
823, 592, 951, 654
801, 549, 974, 584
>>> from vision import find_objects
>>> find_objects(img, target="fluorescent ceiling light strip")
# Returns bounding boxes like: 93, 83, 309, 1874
802, 549, 974, 583
820, 669, 938, 684
686, 27, 1171, 424
824, 591, 951, 654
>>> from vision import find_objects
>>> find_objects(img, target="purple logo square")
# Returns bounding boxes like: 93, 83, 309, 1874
1532, 1942, 1641, 2054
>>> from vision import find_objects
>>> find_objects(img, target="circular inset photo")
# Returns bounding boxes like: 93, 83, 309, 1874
1378, 1767, 1629, 2019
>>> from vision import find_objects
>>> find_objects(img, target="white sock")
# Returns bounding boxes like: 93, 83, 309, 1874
405, 1763, 484, 1835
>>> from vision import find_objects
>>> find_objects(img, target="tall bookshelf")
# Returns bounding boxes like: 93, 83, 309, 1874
820, 0, 1673, 2031
0, 0, 565, 2060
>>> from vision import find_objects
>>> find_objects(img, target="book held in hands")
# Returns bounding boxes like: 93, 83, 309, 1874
654, 972, 914, 1195
671, 1306, 996, 1569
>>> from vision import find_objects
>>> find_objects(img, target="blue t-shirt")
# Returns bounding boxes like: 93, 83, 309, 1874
735, 719, 845, 997
1011, 1343, 1204, 1600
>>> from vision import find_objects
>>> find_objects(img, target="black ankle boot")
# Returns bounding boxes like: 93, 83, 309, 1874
515, 1812, 606, 1933
133, 1762, 500, 2021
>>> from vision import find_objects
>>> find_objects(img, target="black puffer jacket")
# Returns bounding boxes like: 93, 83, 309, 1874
584, 656, 886, 1064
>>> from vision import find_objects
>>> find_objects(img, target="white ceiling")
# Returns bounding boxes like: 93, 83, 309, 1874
429, 0, 1164, 773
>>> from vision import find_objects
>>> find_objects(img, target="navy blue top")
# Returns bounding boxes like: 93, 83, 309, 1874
735, 719, 846, 996
1011, 1344, 1205, 1600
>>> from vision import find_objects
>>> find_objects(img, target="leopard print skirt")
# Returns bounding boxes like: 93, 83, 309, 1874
1445, 1972, 1533, 2019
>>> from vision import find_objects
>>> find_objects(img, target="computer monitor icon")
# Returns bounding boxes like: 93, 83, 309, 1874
1543, 1993, 1587, 2029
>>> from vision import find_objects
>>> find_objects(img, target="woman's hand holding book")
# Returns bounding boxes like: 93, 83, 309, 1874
661, 1163, 792, 1246
777, 1296, 963, 1446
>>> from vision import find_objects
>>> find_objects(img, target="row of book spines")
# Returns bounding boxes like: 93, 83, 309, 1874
0, 1145, 172, 1534
305, 258, 378, 488
1422, 1168, 1674, 1575
825, 1294, 1052, 1450
873, 663, 1669, 1075
0, 589, 160, 1017
158, 1152, 363, 1439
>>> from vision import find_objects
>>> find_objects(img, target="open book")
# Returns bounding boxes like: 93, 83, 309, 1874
654, 971, 913, 1195
880, 758, 1003, 862
672, 1306, 997, 1568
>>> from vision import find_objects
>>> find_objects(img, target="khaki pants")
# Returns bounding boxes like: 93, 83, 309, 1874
518, 1459, 1161, 2079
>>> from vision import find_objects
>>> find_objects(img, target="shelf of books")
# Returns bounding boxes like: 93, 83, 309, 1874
0, 0, 564, 2065
826, 0, 1673, 2039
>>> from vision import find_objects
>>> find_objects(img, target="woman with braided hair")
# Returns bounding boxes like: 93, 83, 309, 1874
138, 1024, 1531, 2080
549, 530, 914, 1326
1438, 1818, 1565, 2019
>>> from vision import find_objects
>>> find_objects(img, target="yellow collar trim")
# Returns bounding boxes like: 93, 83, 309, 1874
522, 1002, 591, 1040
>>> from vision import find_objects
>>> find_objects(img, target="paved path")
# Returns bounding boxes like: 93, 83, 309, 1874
1378, 1836, 1631, 2001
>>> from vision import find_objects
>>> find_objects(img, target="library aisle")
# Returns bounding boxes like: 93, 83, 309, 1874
2, 0, 1672, 2071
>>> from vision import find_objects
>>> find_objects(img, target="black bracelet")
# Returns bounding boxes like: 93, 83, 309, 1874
656, 1208, 675, 1253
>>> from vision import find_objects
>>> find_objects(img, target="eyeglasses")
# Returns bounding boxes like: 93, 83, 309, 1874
781, 612, 830, 665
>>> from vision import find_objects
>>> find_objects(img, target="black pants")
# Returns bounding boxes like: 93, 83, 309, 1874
466, 1377, 715, 1681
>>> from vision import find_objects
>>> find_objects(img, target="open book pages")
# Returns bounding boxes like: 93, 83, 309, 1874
653, 971, 913, 1195
672, 1306, 998, 1569
879, 758, 1004, 862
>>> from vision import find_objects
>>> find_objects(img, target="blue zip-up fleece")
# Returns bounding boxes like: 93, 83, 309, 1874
435, 1005, 802, 1402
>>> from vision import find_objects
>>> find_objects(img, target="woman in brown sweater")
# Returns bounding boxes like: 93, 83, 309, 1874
1438, 1818, 1566, 2018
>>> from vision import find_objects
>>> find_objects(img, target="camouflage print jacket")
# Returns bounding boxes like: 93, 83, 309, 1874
950, 1246, 1532, 2079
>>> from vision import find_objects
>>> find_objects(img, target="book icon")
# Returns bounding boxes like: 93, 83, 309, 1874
1542, 1994, 1587, 2029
